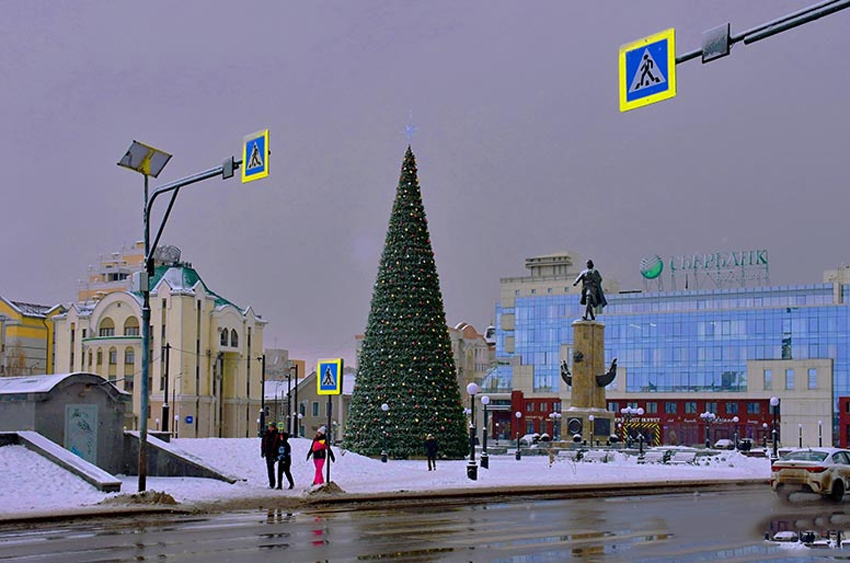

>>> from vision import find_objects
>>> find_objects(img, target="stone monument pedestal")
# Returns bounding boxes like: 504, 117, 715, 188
564, 320, 616, 445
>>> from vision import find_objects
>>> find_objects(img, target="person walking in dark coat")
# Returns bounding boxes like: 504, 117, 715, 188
424, 434, 438, 471
261, 422, 281, 489
276, 432, 295, 490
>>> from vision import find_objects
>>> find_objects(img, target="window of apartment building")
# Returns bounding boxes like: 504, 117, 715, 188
552, 402, 561, 411
96, 350, 102, 365
726, 402, 739, 415
608, 402, 619, 412
684, 402, 697, 414
539, 402, 548, 412
220, 329, 228, 346
125, 348, 135, 365
646, 402, 657, 414
665, 402, 677, 414
763, 369, 772, 390
808, 368, 817, 389
230, 329, 238, 347
747, 402, 760, 414
108, 348, 117, 365
547, 288, 553, 294
82, 329, 87, 338
124, 319, 139, 336
527, 402, 535, 412
706, 402, 717, 413
785, 368, 795, 390
312, 402, 319, 416
530, 289, 536, 294
99, 318, 115, 337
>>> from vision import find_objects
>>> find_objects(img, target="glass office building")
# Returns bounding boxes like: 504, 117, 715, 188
496, 283, 848, 398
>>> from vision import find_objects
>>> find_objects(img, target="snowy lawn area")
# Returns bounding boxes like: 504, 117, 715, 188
0, 438, 771, 518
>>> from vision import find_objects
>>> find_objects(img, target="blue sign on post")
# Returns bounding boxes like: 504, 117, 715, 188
619, 29, 677, 112
317, 358, 343, 396
241, 129, 269, 183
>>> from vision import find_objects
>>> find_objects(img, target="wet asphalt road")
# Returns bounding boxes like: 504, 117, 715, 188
0, 485, 848, 562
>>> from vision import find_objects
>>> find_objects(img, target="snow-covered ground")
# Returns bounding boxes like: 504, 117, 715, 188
0, 439, 771, 519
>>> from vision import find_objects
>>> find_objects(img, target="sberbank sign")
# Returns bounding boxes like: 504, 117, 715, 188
641, 250, 768, 279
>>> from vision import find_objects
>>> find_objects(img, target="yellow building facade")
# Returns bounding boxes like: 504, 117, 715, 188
53, 259, 266, 439
0, 297, 63, 376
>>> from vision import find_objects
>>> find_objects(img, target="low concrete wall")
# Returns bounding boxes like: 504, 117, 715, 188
0, 431, 122, 492
122, 432, 238, 483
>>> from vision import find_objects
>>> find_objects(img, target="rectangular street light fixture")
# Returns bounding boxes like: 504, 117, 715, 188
118, 141, 172, 178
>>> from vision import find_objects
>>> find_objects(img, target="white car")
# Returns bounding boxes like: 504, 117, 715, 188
771, 447, 850, 501
713, 439, 734, 450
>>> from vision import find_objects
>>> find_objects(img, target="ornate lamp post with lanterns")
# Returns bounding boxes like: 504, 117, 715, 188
466, 382, 480, 480
515, 411, 522, 460
480, 395, 490, 469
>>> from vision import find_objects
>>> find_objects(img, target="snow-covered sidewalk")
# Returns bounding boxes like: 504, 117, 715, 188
0, 438, 771, 519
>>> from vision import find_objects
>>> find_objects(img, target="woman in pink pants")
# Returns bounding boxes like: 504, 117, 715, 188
306, 427, 335, 485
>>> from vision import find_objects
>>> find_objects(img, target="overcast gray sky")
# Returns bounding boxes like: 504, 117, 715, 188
2, 2, 848, 370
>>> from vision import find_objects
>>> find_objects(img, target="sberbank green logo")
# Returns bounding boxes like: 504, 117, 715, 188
640, 254, 664, 279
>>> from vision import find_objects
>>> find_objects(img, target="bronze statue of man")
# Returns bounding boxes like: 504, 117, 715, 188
573, 259, 607, 320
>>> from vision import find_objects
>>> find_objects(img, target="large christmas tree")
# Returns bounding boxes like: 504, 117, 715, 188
345, 147, 468, 459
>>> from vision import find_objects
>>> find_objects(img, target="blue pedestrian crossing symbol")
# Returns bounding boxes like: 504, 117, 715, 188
241, 129, 269, 183
619, 29, 677, 112
317, 358, 343, 395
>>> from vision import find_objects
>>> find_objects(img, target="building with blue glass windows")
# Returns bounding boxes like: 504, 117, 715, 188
483, 251, 850, 449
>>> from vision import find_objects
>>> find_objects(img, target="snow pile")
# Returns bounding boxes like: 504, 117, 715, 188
0, 439, 771, 518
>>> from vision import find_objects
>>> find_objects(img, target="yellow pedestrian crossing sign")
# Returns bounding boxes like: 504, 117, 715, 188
317, 358, 343, 395
242, 129, 269, 183
619, 29, 676, 112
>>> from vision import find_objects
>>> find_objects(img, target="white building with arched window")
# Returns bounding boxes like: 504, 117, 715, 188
53, 257, 266, 439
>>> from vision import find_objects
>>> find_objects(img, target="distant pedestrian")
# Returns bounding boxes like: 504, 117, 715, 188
276, 432, 295, 490
306, 427, 335, 485
424, 434, 438, 471
261, 422, 281, 489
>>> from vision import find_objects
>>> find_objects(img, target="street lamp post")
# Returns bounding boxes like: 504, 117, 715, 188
588, 415, 595, 447
637, 407, 645, 456
515, 411, 522, 460
480, 395, 490, 469
257, 355, 266, 436
762, 422, 769, 449
285, 364, 292, 435
700, 411, 717, 448
621, 406, 640, 448
548, 412, 562, 442
119, 140, 245, 492
819, 420, 823, 447
770, 396, 780, 459
798, 423, 803, 448
118, 140, 171, 493
732, 416, 740, 450
290, 365, 299, 437
466, 383, 479, 480
380, 403, 389, 463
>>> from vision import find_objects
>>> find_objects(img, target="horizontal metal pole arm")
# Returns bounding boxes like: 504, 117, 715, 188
675, 0, 849, 64
742, 0, 850, 44
144, 157, 242, 265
